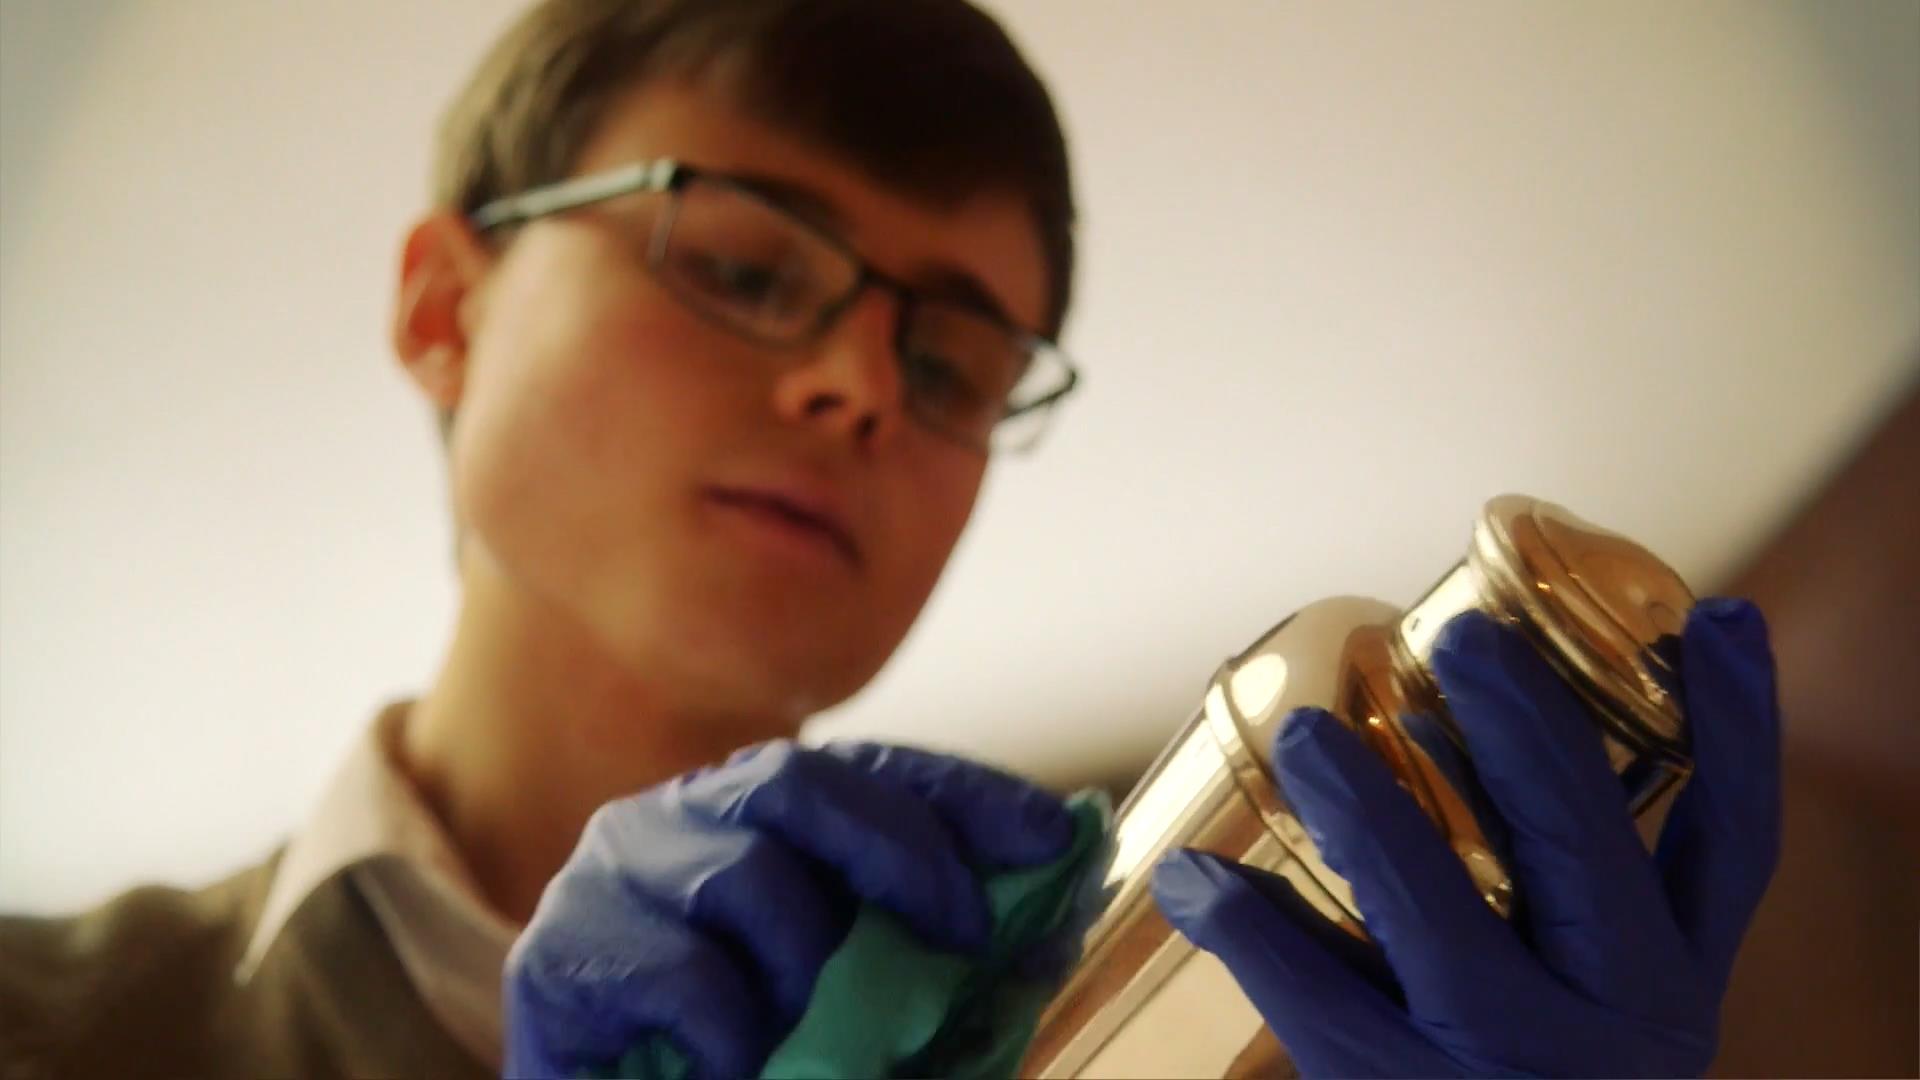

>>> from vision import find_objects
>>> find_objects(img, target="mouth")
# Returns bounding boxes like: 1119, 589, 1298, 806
704, 486, 862, 568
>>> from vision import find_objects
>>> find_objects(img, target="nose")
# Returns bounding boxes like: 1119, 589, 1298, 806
770, 287, 907, 452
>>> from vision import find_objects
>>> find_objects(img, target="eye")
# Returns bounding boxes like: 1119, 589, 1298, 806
902, 347, 985, 411
680, 252, 787, 306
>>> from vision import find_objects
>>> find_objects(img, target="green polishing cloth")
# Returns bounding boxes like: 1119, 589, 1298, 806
585, 791, 1112, 1080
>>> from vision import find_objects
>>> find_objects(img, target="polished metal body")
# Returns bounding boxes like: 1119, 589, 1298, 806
1023, 495, 1696, 1077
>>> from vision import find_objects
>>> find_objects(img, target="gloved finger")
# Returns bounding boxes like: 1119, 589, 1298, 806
1152, 849, 1461, 1078
821, 741, 1074, 868
1271, 709, 1539, 1026
1655, 598, 1782, 995
504, 872, 770, 1080
589, 794, 850, 1028
676, 741, 992, 952
1395, 711, 1514, 873
1430, 611, 1693, 1015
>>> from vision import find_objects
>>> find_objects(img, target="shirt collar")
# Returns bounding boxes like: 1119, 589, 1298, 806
235, 698, 515, 982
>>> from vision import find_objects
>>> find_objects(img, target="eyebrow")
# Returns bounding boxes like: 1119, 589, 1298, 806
904, 264, 1023, 331
727, 170, 849, 233
726, 169, 1028, 333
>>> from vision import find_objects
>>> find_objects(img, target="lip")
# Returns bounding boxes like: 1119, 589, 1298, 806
703, 481, 862, 567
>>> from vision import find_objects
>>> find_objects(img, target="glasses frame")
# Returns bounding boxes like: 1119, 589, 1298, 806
469, 158, 1080, 453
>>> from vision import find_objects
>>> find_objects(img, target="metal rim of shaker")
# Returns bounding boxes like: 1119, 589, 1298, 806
1472, 496, 1689, 755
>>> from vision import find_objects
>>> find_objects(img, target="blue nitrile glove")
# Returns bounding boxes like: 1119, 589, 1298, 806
501, 739, 1075, 1080
1152, 598, 1781, 1077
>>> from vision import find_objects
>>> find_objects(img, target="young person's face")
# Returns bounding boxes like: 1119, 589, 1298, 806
396, 80, 1049, 724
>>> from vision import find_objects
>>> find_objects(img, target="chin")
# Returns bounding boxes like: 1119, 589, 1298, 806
603, 603, 882, 722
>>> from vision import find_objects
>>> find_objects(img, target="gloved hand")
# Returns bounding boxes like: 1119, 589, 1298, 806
1153, 598, 1781, 1078
501, 740, 1074, 1080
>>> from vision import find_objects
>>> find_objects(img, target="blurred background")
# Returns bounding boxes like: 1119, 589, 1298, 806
2, 0, 1915, 1067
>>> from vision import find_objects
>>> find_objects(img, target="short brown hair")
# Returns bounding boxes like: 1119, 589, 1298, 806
432, 0, 1075, 333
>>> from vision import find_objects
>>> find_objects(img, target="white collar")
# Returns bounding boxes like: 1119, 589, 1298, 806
235, 699, 521, 1066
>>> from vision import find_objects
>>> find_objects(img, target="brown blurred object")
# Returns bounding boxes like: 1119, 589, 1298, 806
1710, 366, 1920, 1077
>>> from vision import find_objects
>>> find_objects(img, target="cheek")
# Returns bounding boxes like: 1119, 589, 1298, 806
448, 252, 717, 581
879, 453, 985, 608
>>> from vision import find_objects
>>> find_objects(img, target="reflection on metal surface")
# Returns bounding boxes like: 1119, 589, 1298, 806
1024, 495, 1697, 1077
1227, 652, 1290, 722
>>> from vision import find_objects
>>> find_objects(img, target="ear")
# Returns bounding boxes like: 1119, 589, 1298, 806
392, 211, 496, 411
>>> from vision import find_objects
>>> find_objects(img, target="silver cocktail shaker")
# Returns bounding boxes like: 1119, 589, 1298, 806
1023, 494, 1697, 1077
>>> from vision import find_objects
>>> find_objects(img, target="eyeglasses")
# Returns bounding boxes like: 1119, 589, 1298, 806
469, 158, 1080, 453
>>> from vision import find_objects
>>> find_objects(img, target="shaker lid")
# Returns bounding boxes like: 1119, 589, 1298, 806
1469, 495, 1694, 750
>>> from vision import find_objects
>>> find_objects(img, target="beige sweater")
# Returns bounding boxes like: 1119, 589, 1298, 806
0, 851, 491, 1079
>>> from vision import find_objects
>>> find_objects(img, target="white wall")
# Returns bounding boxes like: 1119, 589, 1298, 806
2, 0, 1914, 913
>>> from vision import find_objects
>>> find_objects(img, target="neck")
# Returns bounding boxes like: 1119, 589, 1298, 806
398, 542, 798, 924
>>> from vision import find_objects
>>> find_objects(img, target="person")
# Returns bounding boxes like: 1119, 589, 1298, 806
0, 1, 1783, 1077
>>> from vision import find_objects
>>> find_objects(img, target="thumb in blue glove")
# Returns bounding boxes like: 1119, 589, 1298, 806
1152, 598, 1781, 1077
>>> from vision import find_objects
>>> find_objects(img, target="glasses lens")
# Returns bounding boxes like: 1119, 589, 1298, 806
651, 174, 1077, 453
655, 180, 855, 341
899, 302, 1023, 444
902, 304, 1074, 451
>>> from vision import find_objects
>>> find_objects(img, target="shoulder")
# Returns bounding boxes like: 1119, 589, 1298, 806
0, 851, 281, 1078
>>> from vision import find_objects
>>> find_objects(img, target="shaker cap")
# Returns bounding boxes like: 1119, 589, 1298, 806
1470, 495, 1694, 752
